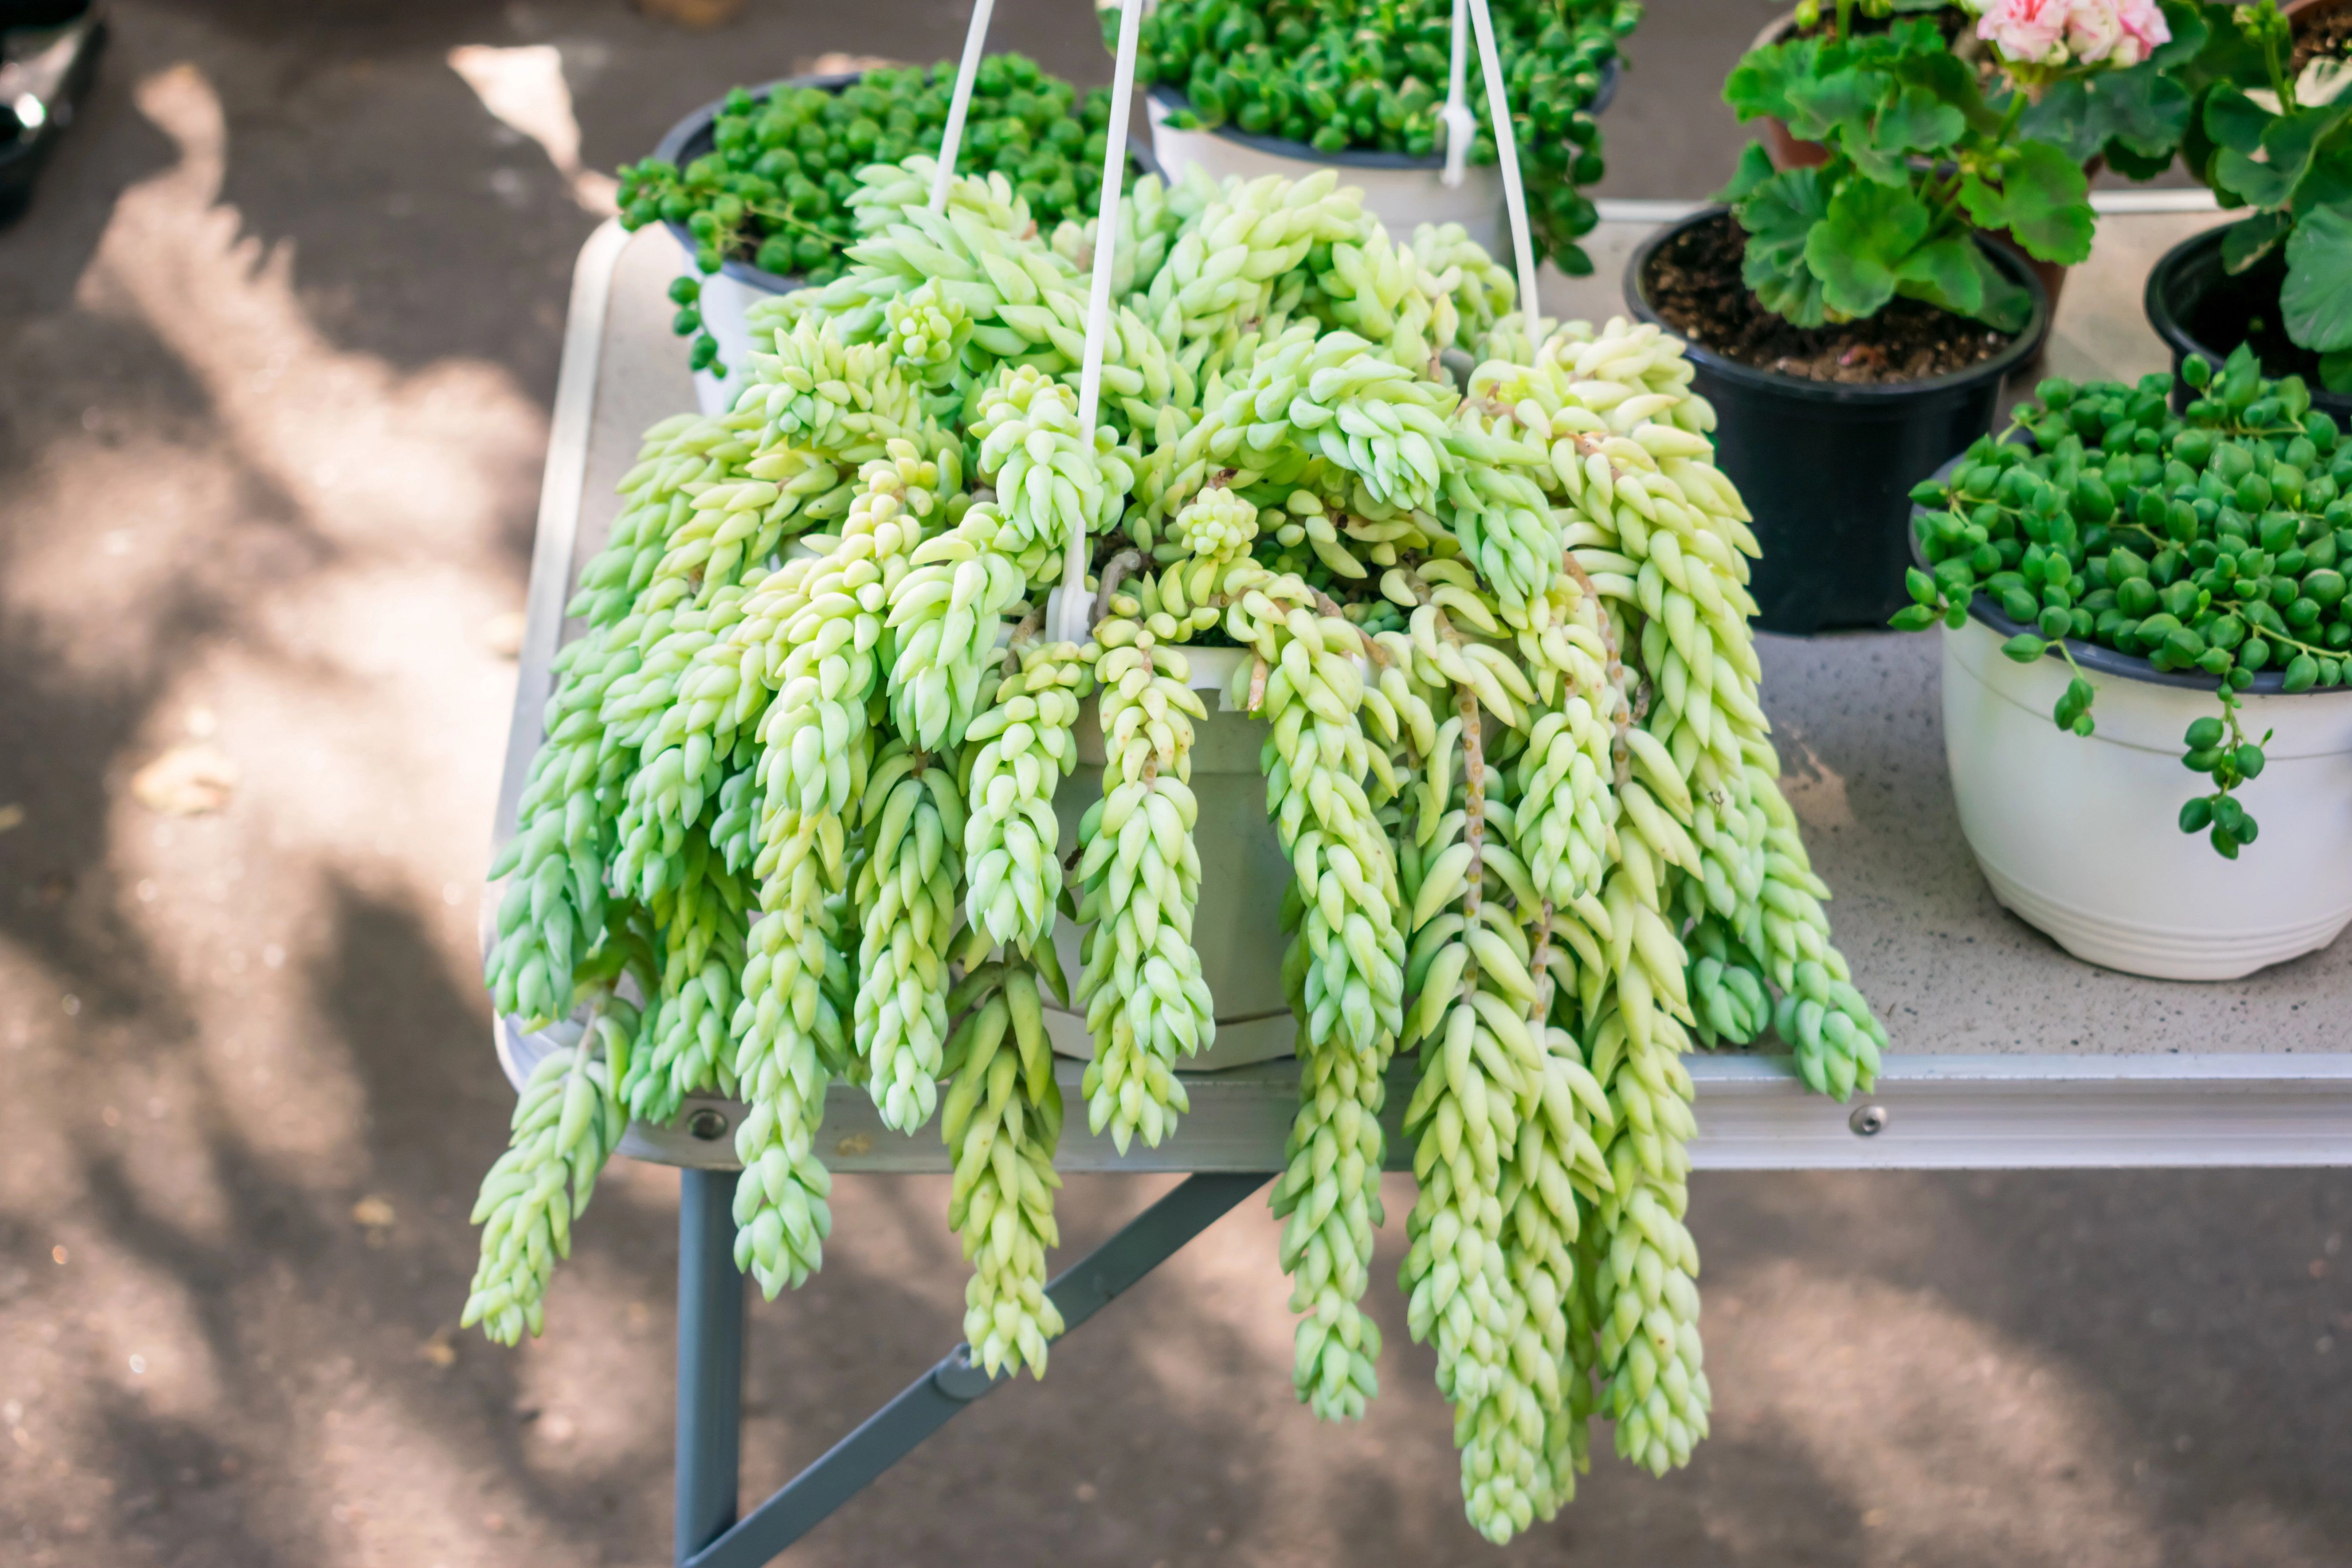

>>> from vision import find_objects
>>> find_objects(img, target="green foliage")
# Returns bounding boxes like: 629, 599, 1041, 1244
2180, 1, 2352, 387
2019, 0, 2208, 162
1127, 0, 1640, 272
1957, 139, 2093, 264
476, 156, 1885, 1543
2282, 204, 2352, 367
614, 55, 1132, 377
1892, 346, 2352, 855
1720, 8, 2129, 330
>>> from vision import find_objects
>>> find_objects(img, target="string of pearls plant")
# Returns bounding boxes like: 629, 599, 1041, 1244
469, 156, 1886, 1541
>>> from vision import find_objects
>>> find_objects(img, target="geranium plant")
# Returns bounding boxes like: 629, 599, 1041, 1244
2180, 0, 2352, 393
1719, 0, 2200, 331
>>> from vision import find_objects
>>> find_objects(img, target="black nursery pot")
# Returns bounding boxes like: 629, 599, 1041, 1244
1624, 207, 2050, 636
2145, 221, 2352, 423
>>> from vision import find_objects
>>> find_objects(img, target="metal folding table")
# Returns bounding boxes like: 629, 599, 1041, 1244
490, 199, 2352, 1568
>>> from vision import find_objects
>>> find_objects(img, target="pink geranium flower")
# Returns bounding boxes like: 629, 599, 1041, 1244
2108, 0, 2173, 65
1976, 0, 2074, 66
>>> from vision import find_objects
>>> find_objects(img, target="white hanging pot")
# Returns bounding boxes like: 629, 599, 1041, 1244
1040, 643, 1301, 1069
1141, 71, 1615, 265
1144, 86, 1513, 260
1940, 603, 2352, 981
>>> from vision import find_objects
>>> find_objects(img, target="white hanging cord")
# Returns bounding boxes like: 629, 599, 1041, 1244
1441, 0, 1473, 189
929, 0, 999, 211
1061, 0, 1146, 643
1466, 0, 1542, 343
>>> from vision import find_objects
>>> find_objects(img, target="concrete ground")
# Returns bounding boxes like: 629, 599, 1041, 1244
1, 2, 2345, 1565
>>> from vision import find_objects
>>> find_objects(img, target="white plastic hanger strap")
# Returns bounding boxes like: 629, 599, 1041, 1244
930, 0, 999, 211
1466, 0, 1541, 341
1063, 0, 1146, 643
1441, 0, 1473, 189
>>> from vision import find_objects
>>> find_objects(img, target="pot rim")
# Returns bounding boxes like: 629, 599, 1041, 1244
2143, 219, 2352, 416
651, 71, 864, 295
650, 71, 1163, 298
1910, 449, 2339, 696
1624, 205, 2051, 405
1143, 59, 1620, 172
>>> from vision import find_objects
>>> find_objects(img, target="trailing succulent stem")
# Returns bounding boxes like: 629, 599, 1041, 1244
473, 156, 1878, 1544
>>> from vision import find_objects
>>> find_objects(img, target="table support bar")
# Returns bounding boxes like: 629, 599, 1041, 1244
681, 1171, 1272, 1568
677, 1169, 747, 1564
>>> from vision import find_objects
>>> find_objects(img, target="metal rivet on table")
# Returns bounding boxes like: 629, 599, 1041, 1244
687, 1108, 729, 1142
1848, 1104, 1889, 1137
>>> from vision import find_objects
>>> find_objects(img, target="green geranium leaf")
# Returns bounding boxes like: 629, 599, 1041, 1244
1805, 177, 1930, 320
1869, 84, 1968, 168
1976, 254, 2035, 335
2282, 203, 2352, 354
2297, 138, 2352, 214
2217, 99, 2352, 210
1892, 233, 1984, 318
2222, 208, 2294, 273
1884, 17, 1947, 54
1717, 140, 1777, 205
2322, 350, 2352, 395
1960, 140, 2093, 264
1738, 166, 1832, 326
2107, 142, 2178, 182
2021, 63, 2190, 165
2203, 85, 2268, 159
1782, 65, 1883, 146
1724, 39, 1815, 125
1888, 47, 2002, 137
2148, 0, 2210, 70
1892, 237, 2032, 332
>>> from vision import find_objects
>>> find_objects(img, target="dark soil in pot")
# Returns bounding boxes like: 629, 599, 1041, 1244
1627, 207, 2048, 635
1646, 210, 2014, 382
2288, 0, 2352, 72
2146, 223, 2352, 422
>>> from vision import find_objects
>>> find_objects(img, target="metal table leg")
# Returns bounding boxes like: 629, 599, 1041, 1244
676, 1168, 746, 1565
682, 1171, 1271, 1568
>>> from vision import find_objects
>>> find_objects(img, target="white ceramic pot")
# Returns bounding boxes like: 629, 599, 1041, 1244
1144, 86, 1510, 260
677, 264, 792, 417
1044, 644, 1300, 1068
649, 75, 857, 418
1940, 611, 2352, 979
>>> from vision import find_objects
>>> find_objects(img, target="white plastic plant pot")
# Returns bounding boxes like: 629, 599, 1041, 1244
649, 73, 857, 418
1145, 85, 1511, 259
653, 73, 1166, 418
1940, 610, 2352, 980
1043, 644, 1302, 1069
